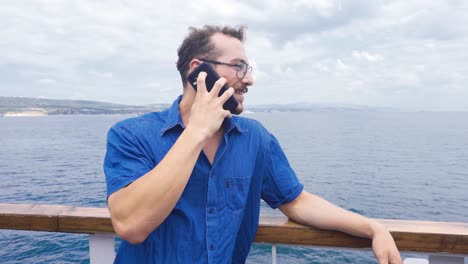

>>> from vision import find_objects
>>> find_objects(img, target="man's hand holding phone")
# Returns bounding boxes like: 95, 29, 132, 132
186, 71, 235, 142
187, 62, 239, 113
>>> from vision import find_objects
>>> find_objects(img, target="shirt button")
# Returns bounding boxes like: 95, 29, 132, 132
209, 208, 214, 214
210, 244, 215, 251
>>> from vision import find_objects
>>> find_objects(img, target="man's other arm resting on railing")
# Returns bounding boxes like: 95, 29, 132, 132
279, 190, 403, 264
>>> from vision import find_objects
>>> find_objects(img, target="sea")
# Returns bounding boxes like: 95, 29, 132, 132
1, 111, 467, 263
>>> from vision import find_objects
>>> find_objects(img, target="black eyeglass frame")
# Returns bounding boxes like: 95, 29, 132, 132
200, 59, 253, 79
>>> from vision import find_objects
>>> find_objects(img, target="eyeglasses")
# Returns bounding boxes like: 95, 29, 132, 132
200, 59, 253, 79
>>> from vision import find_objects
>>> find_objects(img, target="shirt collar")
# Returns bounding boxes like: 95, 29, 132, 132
224, 116, 248, 134
160, 95, 248, 136
160, 95, 185, 136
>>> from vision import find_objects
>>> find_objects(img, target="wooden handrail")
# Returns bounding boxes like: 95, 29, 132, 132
1, 203, 467, 254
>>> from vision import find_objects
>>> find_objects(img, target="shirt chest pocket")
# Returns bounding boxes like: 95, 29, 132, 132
225, 177, 249, 211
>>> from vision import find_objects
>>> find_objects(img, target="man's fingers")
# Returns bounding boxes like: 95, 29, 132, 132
218, 87, 235, 104
193, 74, 233, 119
377, 256, 388, 264
390, 254, 403, 264
196, 72, 208, 94
209, 77, 227, 97
224, 110, 232, 119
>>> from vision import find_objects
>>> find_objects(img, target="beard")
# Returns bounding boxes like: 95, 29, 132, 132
233, 102, 243, 115
232, 87, 247, 115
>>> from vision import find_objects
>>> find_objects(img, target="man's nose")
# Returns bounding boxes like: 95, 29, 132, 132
242, 71, 254, 86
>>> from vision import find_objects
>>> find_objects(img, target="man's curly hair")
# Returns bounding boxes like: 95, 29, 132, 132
176, 25, 246, 86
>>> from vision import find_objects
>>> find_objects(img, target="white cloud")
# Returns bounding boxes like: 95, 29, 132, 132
335, 59, 350, 72
1, 0, 468, 110
38, 78, 57, 84
90, 71, 113, 79
352, 51, 383, 62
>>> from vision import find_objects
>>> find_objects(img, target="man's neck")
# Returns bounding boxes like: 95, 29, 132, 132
179, 86, 196, 127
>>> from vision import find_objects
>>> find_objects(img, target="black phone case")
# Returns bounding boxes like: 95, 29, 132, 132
187, 62, 239, 113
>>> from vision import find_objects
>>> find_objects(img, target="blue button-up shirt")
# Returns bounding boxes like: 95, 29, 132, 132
104, 96, 303, 263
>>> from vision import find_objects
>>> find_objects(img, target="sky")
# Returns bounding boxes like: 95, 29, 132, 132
1, 0, 467, 111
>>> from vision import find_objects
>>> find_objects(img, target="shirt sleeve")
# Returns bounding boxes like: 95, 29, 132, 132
261, 132, 304, 209
103, 123, 155, 199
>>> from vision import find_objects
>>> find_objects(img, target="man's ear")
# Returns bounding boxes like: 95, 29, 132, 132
188, 59, 202, 74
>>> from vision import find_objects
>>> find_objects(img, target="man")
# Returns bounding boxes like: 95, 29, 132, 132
104, 25, 402, 263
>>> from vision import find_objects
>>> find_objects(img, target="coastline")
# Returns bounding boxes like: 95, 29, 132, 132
3, 109, 48, 117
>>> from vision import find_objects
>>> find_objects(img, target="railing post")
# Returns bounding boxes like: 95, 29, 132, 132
404, 255, 466, 264
89, 233, 115, 264
428, 255, 464, 264
404, 258, 428, 264
272, 244, 277, 264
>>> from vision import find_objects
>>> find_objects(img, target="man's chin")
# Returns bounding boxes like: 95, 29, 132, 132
233, 103, 243, 115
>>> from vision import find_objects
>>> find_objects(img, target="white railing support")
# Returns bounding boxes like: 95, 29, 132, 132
272, 244, 277, 264
404, 258, 428, 264
398, 255, 466, 264
428, 255, 464, 264
89, 233, 115, 264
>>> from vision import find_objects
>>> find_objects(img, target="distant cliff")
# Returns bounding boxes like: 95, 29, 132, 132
0, 96, 385, 116
0, 97, 169, 115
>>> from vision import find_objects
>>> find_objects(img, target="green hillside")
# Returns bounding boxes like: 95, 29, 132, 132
0, 96, 168, 115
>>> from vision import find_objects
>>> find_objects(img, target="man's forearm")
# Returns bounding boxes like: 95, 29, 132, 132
279, 191, 381, 238
280, 191, 402, 264
107, 126, 206, 244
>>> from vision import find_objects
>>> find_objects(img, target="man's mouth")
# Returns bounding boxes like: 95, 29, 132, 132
235, 87, 248, 95
234, 89, 245, 103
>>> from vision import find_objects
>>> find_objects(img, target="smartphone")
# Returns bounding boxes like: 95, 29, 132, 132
187, 62, 239, 113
